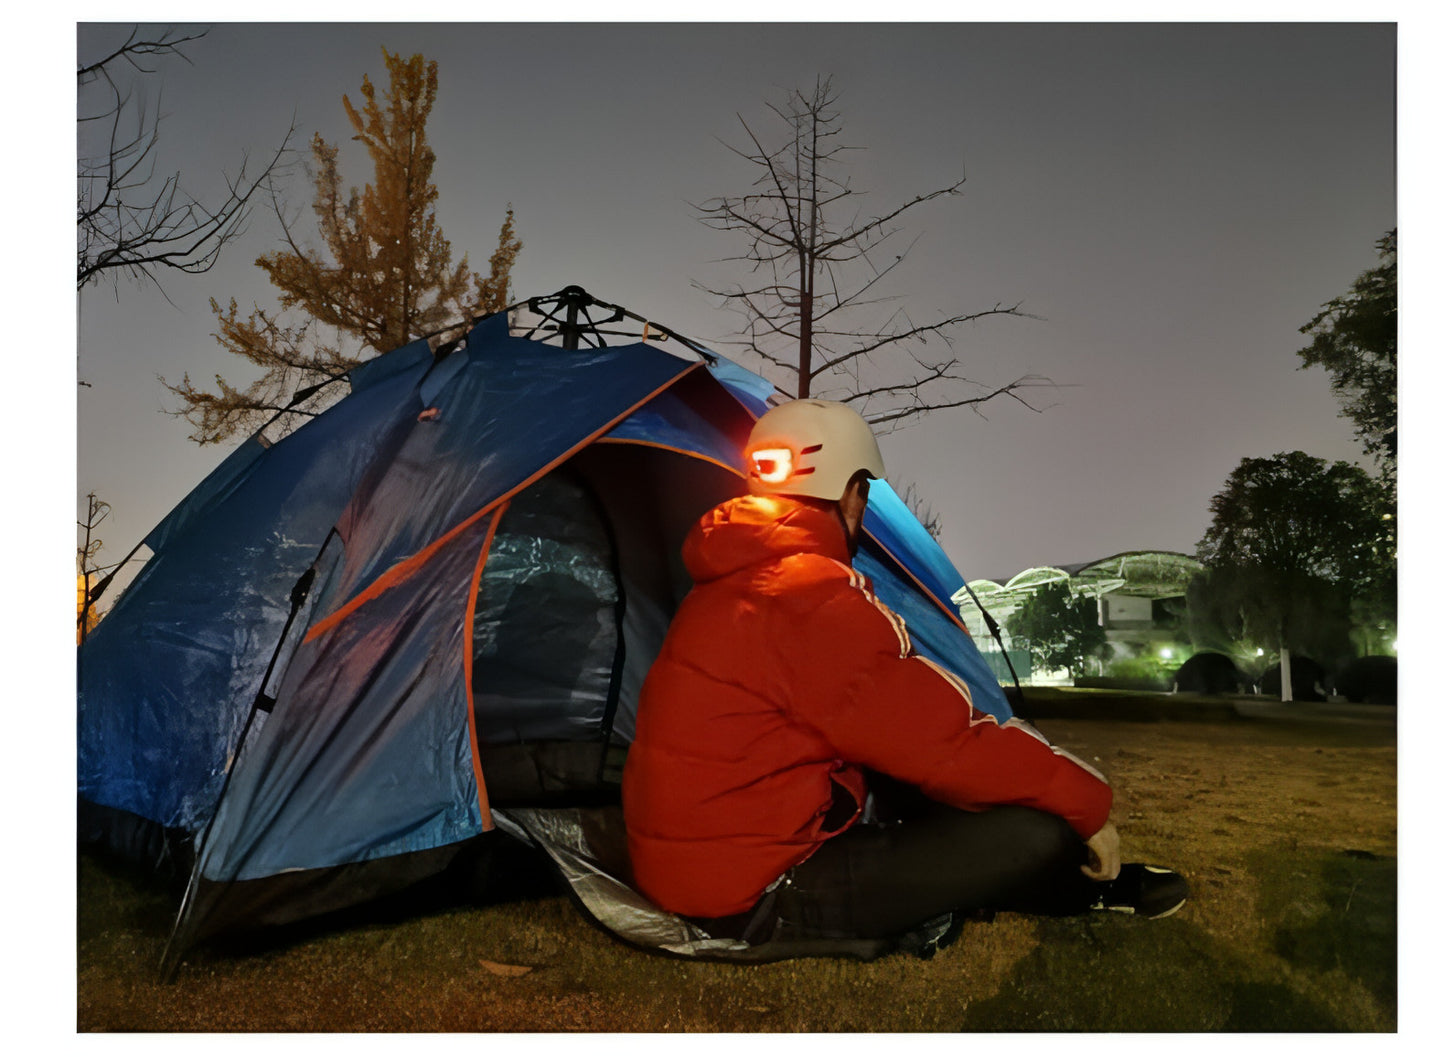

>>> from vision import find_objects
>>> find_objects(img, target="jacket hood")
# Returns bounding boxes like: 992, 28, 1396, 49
682, 495, 852, 584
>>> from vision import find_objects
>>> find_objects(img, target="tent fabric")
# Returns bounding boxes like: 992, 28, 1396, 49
78, 298, 1014, 960
471, 468, 623, 746
141, 433, 268, 557
317, 317, 696, 623
856, 483, 1009, 717
191, 330, 702, 884
78, 338, 439, 832
697, 356, 775, 417
565, 443, 741, 746
196, 509, 502, 885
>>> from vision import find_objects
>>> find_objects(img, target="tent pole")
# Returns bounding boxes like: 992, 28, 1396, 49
498, 286, 719, 363
158, 544, 329, 981
955, 580, 1025, 707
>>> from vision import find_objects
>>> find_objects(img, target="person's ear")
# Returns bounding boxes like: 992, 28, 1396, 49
838, 472, 870, 529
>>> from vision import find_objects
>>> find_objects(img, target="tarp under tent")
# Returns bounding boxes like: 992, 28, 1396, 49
78, 287, 1014, 972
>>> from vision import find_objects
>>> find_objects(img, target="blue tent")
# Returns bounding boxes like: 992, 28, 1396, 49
78, 289, 1012, 968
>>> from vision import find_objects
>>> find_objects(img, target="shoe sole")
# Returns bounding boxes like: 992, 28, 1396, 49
1096, 899, 1186, 919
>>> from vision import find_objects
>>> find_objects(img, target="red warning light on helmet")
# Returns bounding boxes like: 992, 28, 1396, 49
750, 447, 794, 484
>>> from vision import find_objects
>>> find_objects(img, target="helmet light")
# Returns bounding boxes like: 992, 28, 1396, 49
750, 447, 794, 485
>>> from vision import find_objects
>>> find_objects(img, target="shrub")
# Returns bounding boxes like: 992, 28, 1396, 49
1260, 657, 1328, 701
1099, 656, 1171, 691
1334, 656, 1397, 705
1174, 652, 1249, 695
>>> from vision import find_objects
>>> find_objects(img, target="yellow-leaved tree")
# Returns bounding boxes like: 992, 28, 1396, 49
166, 49, 521, 443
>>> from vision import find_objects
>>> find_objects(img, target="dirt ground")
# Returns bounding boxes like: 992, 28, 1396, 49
76, 702, 1398, 1032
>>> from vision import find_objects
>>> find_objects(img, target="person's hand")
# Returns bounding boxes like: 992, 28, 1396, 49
1081, 821, 1120, 881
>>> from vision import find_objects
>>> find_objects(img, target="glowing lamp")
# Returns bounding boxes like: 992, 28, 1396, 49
750, 447, 794, 485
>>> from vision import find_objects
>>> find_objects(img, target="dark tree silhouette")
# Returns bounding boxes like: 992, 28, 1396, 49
1298, 229, 1397, 482
1191, 451, 1395, 698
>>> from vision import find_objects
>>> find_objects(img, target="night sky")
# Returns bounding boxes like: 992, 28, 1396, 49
74, 19, 1398, 588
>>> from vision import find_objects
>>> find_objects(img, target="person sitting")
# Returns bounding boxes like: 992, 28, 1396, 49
621, 398, 1187, 946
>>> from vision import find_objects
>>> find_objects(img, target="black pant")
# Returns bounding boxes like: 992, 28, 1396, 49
769, 802, 1099, 940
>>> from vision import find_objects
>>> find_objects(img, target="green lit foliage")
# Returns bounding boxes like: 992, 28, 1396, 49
1298, 229, 1397, 481
1101, 655, 1171, 690
1004, 581, 1110, 680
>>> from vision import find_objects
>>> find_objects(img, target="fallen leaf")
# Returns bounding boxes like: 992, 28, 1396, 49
480, 960, 534, 977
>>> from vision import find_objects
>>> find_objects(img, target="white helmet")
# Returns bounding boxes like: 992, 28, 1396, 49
744, 399, 886, 502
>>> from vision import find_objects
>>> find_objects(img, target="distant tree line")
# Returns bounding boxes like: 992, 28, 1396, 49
1003, 231, 1396, 701
1187, 231, 1396, 699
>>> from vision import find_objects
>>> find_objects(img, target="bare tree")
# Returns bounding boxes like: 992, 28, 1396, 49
694, 77, 1047, 431
897, 480, 944, 540
77, 493, 125, 643
77, 25, 294, 293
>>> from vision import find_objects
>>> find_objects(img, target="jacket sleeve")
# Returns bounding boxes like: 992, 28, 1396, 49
778, 561, 1113, 838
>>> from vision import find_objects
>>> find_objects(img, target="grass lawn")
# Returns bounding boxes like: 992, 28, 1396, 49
76, 695, 1397, 1032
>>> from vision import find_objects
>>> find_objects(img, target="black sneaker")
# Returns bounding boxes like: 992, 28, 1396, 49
1090, 863, 1189, 919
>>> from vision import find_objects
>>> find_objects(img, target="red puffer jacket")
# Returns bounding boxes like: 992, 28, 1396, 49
621, 494, 1113, 918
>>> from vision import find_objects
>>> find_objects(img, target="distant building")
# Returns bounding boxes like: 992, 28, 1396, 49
952, 551, 1203, 685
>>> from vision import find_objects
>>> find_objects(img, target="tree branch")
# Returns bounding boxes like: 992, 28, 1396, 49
77, 27, 297, 292
811, 303, 1033, 380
